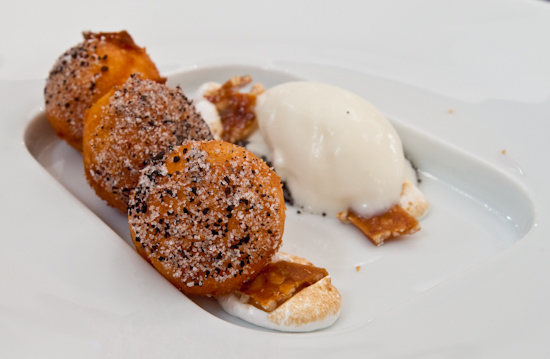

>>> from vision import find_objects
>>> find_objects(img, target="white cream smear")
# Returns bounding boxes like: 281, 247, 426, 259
255, 81, 406, 218
192, 82, 223, 140
217, 252, 342, 332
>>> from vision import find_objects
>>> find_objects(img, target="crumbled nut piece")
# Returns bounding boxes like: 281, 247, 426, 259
204, 75, 265, 143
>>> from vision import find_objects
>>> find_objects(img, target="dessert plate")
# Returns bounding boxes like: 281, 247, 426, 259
24, 63, 534, 332
2, 1, 550, 357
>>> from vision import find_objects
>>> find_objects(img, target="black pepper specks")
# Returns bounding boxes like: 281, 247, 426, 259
83, 75, 213, 210
127, 141, 285, 296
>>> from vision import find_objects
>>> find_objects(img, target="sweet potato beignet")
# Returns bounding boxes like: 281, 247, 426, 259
44, 31, 165, 151
83, 75, 213, 211
128, 140, 286, 296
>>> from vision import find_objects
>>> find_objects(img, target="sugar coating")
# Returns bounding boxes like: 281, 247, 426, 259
44, 31, 164, 151
84, 75, 213, 210
128, 140, 285, 296
44, 34, 105, 141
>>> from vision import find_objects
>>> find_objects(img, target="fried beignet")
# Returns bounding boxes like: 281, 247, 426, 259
82, 74, 213, 211
44, 31, 165, 151
128, 140, 286, 296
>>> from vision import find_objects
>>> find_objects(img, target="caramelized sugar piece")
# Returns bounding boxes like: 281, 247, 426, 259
84, 31, 143, 53
204, 75, 265, 143
238, 260, 328, 312
341, 204, 420, 246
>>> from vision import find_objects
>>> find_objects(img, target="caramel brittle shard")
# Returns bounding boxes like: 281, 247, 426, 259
342, 204, 420, 246
238, 260, 328, 312
204, 75, 265, 143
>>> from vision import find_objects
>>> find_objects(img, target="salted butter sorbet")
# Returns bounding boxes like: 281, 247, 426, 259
255, 81, 406, 218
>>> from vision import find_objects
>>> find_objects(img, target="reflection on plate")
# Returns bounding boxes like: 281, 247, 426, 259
24, 64, 534, 332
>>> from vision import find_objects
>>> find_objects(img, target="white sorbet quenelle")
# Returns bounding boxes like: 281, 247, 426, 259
255, 81, 407, 218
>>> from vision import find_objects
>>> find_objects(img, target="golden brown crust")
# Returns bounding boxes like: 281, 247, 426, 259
82, 75, 212, 211
44, 31, 164, 151
83, 31, 141, 51
128, 140, 286, 296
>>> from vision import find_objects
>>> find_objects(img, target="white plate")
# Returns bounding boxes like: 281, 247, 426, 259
25, 62, 533, 329
2, 1, 550, 357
